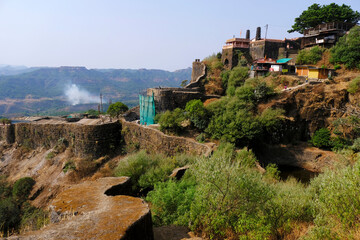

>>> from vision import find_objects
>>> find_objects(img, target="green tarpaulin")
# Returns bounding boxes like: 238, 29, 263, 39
139, 94, 155, 125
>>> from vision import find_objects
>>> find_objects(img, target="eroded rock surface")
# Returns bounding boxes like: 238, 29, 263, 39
17, 177, 153, 240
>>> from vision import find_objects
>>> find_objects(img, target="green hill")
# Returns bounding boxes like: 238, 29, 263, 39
0, 66, 191, 116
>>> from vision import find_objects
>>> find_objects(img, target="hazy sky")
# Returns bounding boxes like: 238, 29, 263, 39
0, 0, 359, 71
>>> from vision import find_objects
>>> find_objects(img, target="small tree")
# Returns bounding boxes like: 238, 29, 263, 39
12, 177, 35, 204
331, 26, 360, 69
107, 102, 128, 118
185, 99, 209, 130
310, 128, 332, 149
158, 108, 185, 134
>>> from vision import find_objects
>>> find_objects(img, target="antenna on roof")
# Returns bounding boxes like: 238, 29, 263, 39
265, 24, 268, 40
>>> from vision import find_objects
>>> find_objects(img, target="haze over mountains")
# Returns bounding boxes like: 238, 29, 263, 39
0, 65, 191, 117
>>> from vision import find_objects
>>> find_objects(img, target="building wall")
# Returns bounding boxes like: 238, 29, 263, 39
221, 48, 250, 69
308, 69, 319, 79
147, 87, 214, 113
296, 67, 308, 76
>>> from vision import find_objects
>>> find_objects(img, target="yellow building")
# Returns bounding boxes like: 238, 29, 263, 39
296, 65, 332, 79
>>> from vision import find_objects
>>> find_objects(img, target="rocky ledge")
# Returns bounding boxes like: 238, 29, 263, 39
13, 177, 153, 240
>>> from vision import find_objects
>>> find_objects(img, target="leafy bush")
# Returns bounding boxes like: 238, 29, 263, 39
185, 100, 209, 130
310, 128, 332, 149
146, 178, 196, 226
107, 102, 128, 118
188, 147, 311, 239
296, 46, 324, 65
308, 160, 360, 238
115, 151, 192, 192
226, 66, 249, 95
331, 25, 360, 69
45, 151, 56, 160
158, 108, 185, 134
12, 177, 35, 203
351, 137, 360, 152
63, 160, 76, 173
206, 96, 284, 146
0, 198, 21, 233
20, 202, 49, 231
196, 133, 206, 143
347, 76, 360, 94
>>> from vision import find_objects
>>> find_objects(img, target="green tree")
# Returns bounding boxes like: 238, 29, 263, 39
86, 109, 99, 116
107, 102, 128, 118
185, 99, 209, 130
331, 26, 360, 69
296, 46, 324, 65
288, 3, 360, 33
158, 108, 185, 134
0, 198, 21, 234
12, 177, 35, 204
310, 128, 332, 149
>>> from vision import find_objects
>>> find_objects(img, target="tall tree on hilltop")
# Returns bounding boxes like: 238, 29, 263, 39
288, 3, 360, 34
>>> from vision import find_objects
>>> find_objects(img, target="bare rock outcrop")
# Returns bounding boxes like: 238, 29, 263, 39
17, 177, 153, 240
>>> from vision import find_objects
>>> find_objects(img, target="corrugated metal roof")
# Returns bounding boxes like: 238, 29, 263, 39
276, 58, 292, 63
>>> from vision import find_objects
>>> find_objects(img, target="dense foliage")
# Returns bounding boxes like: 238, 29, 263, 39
107, 102, 128, 118
114, 151, 195, 193
206, 78, 282, 146
0, 177, 48, 236
331, 26, 360, 69
296, 46, 324, 65
347, 76, 360, 94
121, 145, 312, 239
288, 3, 360, 33
157, 108, 186, 134
310, 128, 332, 149
185, 100, 209, 130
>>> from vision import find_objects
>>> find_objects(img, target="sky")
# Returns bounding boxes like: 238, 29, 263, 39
0, 0, 359, 71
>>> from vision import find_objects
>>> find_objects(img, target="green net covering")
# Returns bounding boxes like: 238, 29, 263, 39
139, 94, 155, 125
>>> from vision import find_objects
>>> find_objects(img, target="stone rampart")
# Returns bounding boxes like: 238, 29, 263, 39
13, 121, 122, 158
121, 120, 213, 156
0, 124, 15, 144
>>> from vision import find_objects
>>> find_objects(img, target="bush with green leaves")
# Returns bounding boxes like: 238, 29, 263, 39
0, 198, 21, 233
347, 76, 360, 94
12, 177, 36, 204
146, 177, 196, 226
185, 99, 209, 130
205, 96, 284, 146
331, 25, 360, 69
158, 108, 185, 134
225, 66, 249, 95
296, 46, 324, 65
115, 151, 193, 192
351, 137, 360, 152
307, 160, 360, 239
310, 128, 332, 149
107, 101, 128, 118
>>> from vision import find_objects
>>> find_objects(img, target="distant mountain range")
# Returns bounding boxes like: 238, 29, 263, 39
0, 65, 191, 117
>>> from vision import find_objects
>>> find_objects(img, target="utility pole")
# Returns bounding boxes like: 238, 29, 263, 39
100, 93, 103, 113
265, 24, 268, 40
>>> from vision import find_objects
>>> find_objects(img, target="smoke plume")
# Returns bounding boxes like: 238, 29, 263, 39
65, 84, 99, 105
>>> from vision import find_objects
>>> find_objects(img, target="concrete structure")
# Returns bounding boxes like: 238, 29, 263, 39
301, 22, 355, 48
250, 38, 301, 61
295, 65, 334, 79
221, 30, 251, 69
